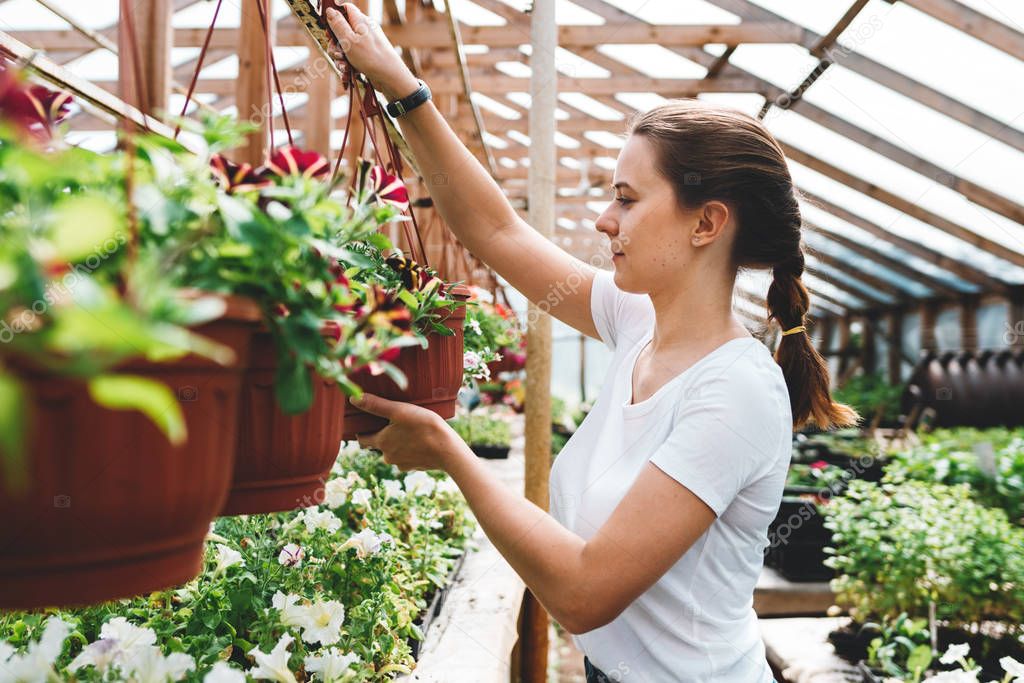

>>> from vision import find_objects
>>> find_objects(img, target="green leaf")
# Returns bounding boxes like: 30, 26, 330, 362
88, 374, 187, 445
274, 355, 313, 415
0, 372, 27, 492
49, 194, 125, 263
396, 289, 420, 311
906, 645, 932, 677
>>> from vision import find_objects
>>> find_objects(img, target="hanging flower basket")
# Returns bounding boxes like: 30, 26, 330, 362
0, 296, 260, 610
222, 329, 349, 515
343, 285, 470, 438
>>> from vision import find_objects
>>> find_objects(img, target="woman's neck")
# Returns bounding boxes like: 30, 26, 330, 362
646, 265, 748, 354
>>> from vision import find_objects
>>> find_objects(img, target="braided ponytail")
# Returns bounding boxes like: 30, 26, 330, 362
767, 251, 858, 430
629, 100, 858, 431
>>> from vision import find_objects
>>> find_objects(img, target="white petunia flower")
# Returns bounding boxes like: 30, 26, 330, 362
122, 645, 195, 683
204, 661, 247, 683
278, 543, 304, 568
1002, 656, 1024, 681
939, 643, 971, 665
435, 478, 459, 496
213, 544, 244, 576
304, 648, 361, 682
247, 633, 297, 683
403, 471, 435, 497
340, 529, 384, 559
69, 638, 120, 674
350, 488, 372, 507
303, 508, 342, 534
299, 600, 346, 646
99, 617, 157, 655
323, 478, 351, 508
272, 592, 310, 629
381, 479, 405, 500
1, 616, 70, 683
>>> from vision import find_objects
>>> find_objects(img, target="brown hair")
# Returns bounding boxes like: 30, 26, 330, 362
628, 99, 858, 431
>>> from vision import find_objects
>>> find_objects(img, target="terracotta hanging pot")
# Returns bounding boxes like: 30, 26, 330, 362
343, 286, 469, 438
0, 295, 260, 610
486, 347, 526, 377
222, 330, 348, 516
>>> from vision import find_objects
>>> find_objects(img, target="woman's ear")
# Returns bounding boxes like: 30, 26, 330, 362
691, 200, 731, 246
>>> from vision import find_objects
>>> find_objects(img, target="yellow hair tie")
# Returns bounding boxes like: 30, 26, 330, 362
781, 325, 806, 336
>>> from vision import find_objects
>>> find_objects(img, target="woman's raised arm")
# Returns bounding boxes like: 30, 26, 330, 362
327, 3, 601, 339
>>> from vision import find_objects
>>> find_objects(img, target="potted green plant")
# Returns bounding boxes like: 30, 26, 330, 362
0, 68, 262, 608
336, 179, 472, 437
130, 119, 414, 515
448, 410, 513, 459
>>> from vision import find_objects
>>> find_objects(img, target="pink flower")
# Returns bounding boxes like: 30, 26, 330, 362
263, 146, 330, 180
369, 166, 409, 211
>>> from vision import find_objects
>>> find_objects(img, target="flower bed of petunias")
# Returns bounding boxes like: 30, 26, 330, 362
0, 444, 475, 682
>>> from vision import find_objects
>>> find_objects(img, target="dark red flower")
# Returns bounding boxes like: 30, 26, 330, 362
263, 146, 330, 180
321, 320, 343, 343
369, 165, 409, 211
0, 65, 73, 141
210, 154, 271, 194
362, 285, 412, 334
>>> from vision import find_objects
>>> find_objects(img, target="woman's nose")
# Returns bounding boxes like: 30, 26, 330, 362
594, 204, 617, 236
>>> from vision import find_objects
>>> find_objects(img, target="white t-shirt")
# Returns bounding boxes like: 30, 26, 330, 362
549, 269, 792, 682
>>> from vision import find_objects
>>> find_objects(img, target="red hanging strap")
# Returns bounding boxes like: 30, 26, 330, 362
255, 0, 294, 149
174, 0, 224, 140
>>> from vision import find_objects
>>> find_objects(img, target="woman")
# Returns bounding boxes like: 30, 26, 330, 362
327, 5, 857, 681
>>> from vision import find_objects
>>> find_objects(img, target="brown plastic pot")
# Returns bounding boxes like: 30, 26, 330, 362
222, 330, 348, 516
343, 285, 469, 437
0, 295, 260, 610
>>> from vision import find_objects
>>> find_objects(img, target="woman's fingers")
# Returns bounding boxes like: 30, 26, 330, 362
325, 7, 355, 46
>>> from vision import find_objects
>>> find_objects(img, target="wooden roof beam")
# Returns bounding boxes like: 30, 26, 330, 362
899, 0, 1024, 62
782, 140, 1024, 269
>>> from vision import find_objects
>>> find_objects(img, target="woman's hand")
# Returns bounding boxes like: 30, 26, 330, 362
325, 3, 421, 101
353, 393, 468, 472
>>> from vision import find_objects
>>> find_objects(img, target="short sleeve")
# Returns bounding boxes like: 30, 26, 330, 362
589, 269, 653, 351
648, 372, 784, 516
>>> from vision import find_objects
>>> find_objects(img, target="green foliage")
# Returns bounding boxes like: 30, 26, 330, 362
831, 372, 903, 425
0, 445, 475, 681
823, 479, 1024, 631
865, 613, 934, 682
448, 410, 512, 447
883, 428, 1024, 524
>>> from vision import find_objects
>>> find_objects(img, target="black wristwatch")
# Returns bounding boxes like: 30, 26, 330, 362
385, 80, 432, 118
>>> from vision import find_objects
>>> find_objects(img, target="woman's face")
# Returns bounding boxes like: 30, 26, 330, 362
595, 134, 731, 295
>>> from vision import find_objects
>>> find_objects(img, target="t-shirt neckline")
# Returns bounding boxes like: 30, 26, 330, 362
622, 332, 757, 415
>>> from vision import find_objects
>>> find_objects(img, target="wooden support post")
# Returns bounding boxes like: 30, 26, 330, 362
304, 33, 335, 158
520, 0, 555, 680
837, 314, 852, 378
816, 315, 833, 355
862, 313, 877, 375
1010, 286, 1024, 350
960, 294, 979, 352
117, 0, 172, 120
237, 0, 273, 166
920, 299, 939, 353
887, 308, 903, 386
